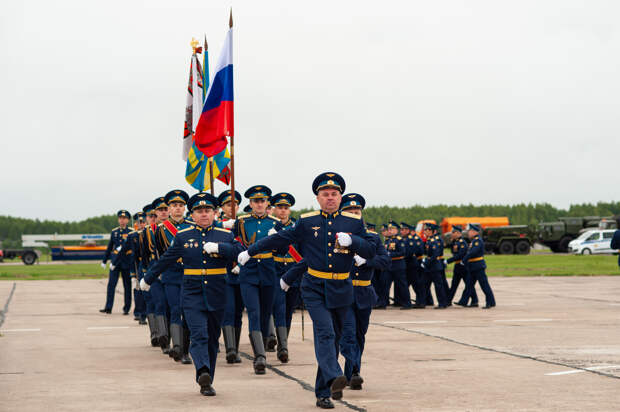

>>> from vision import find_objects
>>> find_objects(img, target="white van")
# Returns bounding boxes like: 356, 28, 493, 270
568, 230, 617, 255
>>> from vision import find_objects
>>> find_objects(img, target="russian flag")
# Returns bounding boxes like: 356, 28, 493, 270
194, 28, 233, 157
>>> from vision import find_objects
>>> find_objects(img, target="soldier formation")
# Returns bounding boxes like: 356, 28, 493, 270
99, 172, 496, 409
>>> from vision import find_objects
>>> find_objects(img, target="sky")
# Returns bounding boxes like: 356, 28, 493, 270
1, 0, 619, 221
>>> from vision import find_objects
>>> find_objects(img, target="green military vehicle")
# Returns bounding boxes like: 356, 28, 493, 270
537, 216, 603, 253
482, 225, 535, 255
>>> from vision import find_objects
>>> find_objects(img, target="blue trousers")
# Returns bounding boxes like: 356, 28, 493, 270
428, 270, 448, 307
143, 289, 154, 314
273, 282, 287, 328
377, 270, 392, 307
461, 269, 496, 306
163, 283, 183, 325
104, 267, 132, 312
133, 289, 146, 319
240, 283, 274, 335
222, 283, 244, 328
340, 305, 371, 380
450, 266, 478, 304
390, 268, 412, 308
285, 287, 300, 329
149, 279, 168, 316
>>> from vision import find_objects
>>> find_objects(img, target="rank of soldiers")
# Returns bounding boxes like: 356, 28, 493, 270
99, 172, 496, 409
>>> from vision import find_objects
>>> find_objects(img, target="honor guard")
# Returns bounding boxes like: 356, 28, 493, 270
402, 223, 426, 308
385, 221, 413, 309
238, 172, 376, 408
374, 224, 391, 309
421, 223, 449, 309
339, 193, 390, 390
232, 185, 282, 375
446, 225, 478, 307
141, 192, 245, 396
458, 224, 496, 309
100, 210, 133, 315
141, 204, 160, 345
217, 190, 245, 364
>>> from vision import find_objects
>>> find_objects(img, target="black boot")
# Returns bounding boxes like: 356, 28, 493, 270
181, 325, 192, 364
155, 315, 170, 354
170, 323, 183, 362
198, 370, 216, 396
349, 372, 364, 390
249, 331, 266, 375
330, 375, 347, 400
234, 327, 242, 363
266, 316, 277, 352
316, 398, 334, 409
276, 326, 289, 363
147, 314, 158, 347
222, 326, 237, 364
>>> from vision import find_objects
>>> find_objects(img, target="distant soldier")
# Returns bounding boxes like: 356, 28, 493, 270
374, 224, 391, 309
611, 216, 620, 269
401, 223, 425, 308
459, 224, 496, 309
100, 210, 133, 315
421, 223, 449, 309
446, 225, 479, 307
140, 204, 159, 345
385, 221, 413, 309
238, 172, 376, 408
141, 192, 245, 397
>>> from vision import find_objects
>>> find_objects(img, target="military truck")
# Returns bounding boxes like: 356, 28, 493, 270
537, 216, 604, 253
482, 225, 535, 255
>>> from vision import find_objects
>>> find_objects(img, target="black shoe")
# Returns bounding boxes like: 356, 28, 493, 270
122, 311, 129, 316
181, 354, 192, 364
400, 305, 414, 310
316, 398, 334, 409
139, 318, 147, 325
226, 351, 237, 364
468, 303, 479, 308
330, 375, 347, 400
411, 304, 426, 309
133, 316, 140, 321
99, 309, 111, 314
234, 354, 241, 363
434, 305, 447, 310
454, 301, 467, 307
482, 304, 496, 309
266, 336, 277, 352
349, 373, 363, 390
254, 356, 266, 375
198, 372, 216, 396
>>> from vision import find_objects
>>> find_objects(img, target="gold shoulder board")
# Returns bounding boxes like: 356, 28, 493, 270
300, 211, 320, 219
178, 226, 194, 233
341, 211, 361, 220
214, 227, 231, 233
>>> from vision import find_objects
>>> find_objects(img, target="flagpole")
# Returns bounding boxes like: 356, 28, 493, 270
229, 8, 236, 219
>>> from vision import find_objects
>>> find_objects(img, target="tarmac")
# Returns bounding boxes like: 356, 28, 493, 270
1, 276, 620, 411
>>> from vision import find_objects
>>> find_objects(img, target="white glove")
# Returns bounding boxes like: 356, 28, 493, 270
444, 259, 448, 266
139, 278, 150, 292
222, 219, 235, 229
280, 278, 290, 292
231, 265, 240, 275
353, 255, 366, 266
458, 261, 465, 266
131, 278, 138, 290
115, 245, 122, 252
110, 264, 115, 271
268, 228, 277, 236
100, 262, 107, 269
336, 232, 352, 247
203, 242, 219, 254
238, 250, 250, 266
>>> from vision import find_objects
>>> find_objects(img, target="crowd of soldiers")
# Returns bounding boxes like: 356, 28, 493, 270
98, 172, 495, 409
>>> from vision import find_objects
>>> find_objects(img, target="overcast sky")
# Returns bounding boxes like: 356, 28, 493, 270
1, 0, 619, 221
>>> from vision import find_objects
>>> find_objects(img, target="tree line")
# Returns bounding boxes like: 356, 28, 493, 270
2, 202, 620, 248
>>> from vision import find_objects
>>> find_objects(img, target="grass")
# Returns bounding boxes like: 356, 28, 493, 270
0, 263, 108, 280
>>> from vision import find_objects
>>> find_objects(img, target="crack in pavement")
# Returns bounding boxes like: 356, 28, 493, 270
0, 282, 16, 329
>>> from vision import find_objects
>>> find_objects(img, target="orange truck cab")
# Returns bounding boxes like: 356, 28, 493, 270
440, 217, 509, 234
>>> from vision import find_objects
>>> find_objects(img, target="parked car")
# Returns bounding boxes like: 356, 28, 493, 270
568, 230, 617, 255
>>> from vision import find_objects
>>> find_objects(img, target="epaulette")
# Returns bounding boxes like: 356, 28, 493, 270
178, 226, 194, 234
341, 211, 361, 220
129, 230, 137, 234
158, 223, 164, 227
396, 236, 402, 240
300, 211, 320, 219
268, 215, 280, 221
236, 214, 251, 219
367, 229, 377, 234
214, 227, 231, 233
112, 226, 119, 231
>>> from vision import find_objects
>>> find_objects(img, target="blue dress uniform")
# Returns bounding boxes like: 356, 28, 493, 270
422, 223, 449, 308
459, 225, 496, 309
385, 221, 413, 309
244, 173, 376, 408
100, 210, 133, 314
232, 185, 282, 374
403, 225, 426, 308
447, 226, 479, 306
217, 190, 245, 365
139, 205, 159, 346
143, 192, 245, 396
149, 190, 193, 362
373, 224, 390, 309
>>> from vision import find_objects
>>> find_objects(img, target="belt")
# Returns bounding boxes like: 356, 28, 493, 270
352, 279, 371, 287
274, 256, 295, 263
252, 253, 273, 259
184, 268, 227, 275
112, 250, 118, 255
391, 256, 404, 261
437, 256, 444, 259
307, 268, 349, 280
468, 257, 484, 263
126, 250, 133, 255
417, 256, 424, 260
454, 260, 461, 264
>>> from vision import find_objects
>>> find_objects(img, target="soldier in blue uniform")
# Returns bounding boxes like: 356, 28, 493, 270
373, 224, 390, 309
217, 190, 245, 365
611, 217, 620, 269
385, 221, 413, 309
238, 172, 376, 409
339, 193, 390, 390
270, 192, 297, 363
141, 204, 160, 345
232, 185, 282, 375
421, 223, 449, 309
141, 192, 245, 397
458, 224, 496, 309
150, 190, 193, 363
446, 226, 479, 307
401, 223, 426, 308
100, 210, 133, 315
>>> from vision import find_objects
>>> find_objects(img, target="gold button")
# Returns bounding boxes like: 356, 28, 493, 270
328, 264, 333, 268
356, 273, 359, 276
328, 222, 332, 225
257, 259, 261, 262
328, 253, 332, 257
203, 260, 206, 264
258, 221, 261, 224
257, 230, 261, 233
204, 281, 208, 284
202, 233, 205, 236
328, 242, 332, 246
328, 232, 331, 235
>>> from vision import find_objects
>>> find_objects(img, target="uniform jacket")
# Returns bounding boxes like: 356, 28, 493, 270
113, 229, 140, 274
385, 235, 406, 271
462, 235, 487, 271
155, 218, 193, 284
273, 218, 300, 286
424, 234, 445, 272
103, 226, 132, 269
447, 237, 468, 264
350, 230, 390, 309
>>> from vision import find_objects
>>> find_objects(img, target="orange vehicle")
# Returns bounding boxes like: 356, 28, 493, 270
415, 219, 437, 241
440, 217, 510, 234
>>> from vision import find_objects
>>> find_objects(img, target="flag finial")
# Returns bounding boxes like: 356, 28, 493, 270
203, 34, 208, 51
229, 8, 233, 28
190, 37, 199, 53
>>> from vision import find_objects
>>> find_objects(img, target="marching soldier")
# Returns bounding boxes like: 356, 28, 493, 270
459, 224, 496, 309
385, 221, 413, 309
100, 210, 133, 315
374, 224, 391, 309
238, 172, 376, 408
403, 223, 426, 308
446, 225, 479, 307
232, 185, 281, 375
141, 192, 245, 397
421, 223, 449, 309
141, 204, 160, 346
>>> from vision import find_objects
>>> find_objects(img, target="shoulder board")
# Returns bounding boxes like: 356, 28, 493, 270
300, 211, 320, 218
214, 227, 231, 233
112, 226, 119, 231
129, 230, 137, 234
158, 223, 164, 227
396, 236, 402, 240
268, 215, 280, 221
177, 226, 194, 234
236, 214, 251, 219
341, 211, 361, 220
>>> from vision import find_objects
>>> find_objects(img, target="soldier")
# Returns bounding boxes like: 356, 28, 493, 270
238, 172, 376, 409
141, 204, 159, 345
446, 225, 479, 307
100, 210, 133, 315
339, 193, 390, 390
141, 192, 244, 396
270, 192, 297, 363
421, 223, 449, 309
459, 224, 496, 309
150, 190, 193, 363
402, 223, 426, 308
385, 221, 413, 309
611, 217, 620, 268
233, 185, 281, 375
373, 224, 391, 309
217, 190, 245, 364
